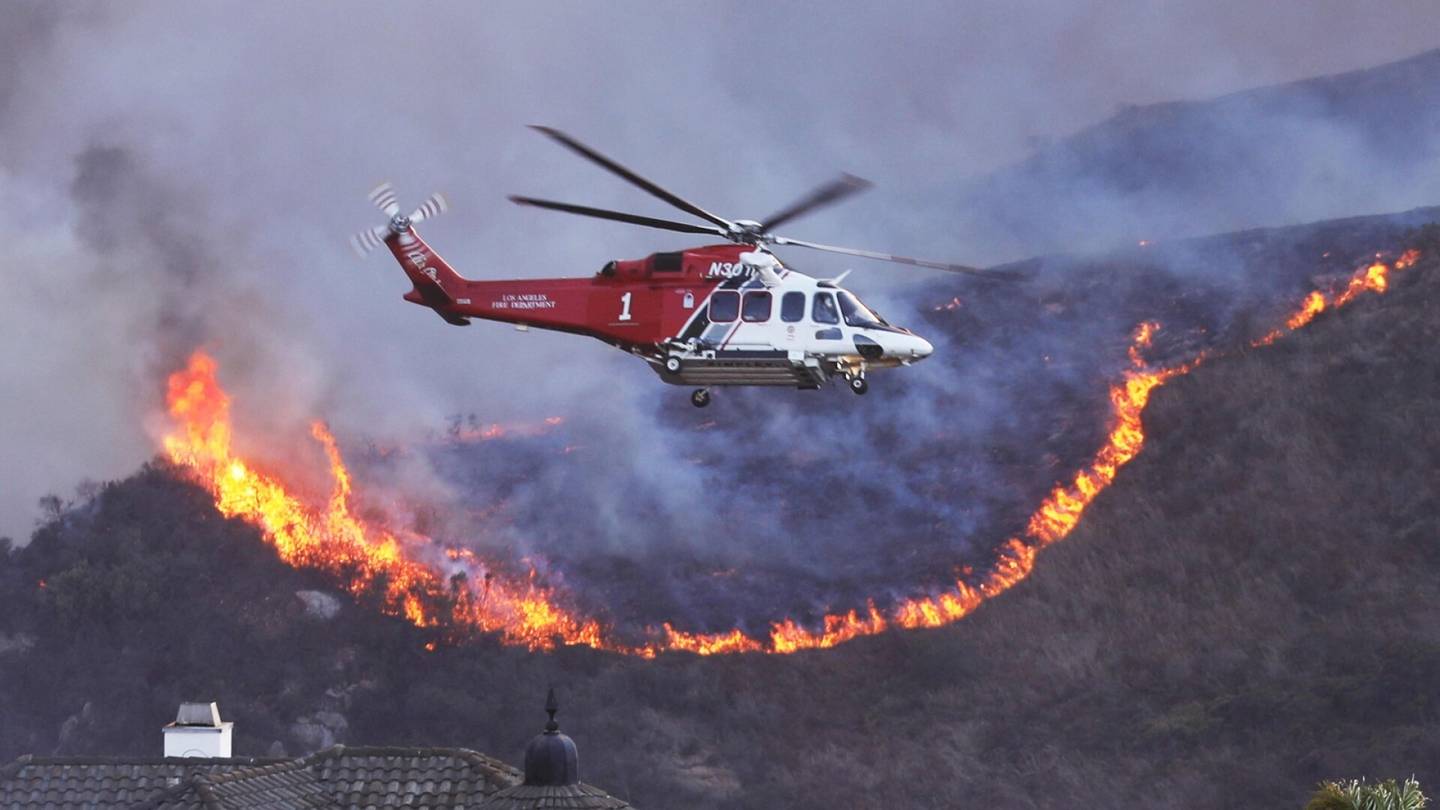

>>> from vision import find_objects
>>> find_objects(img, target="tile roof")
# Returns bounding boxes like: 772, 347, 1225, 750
137, 757, 330, 809
0, 756, 282, 810
479, 783, 633, 809
0, 745, 531, 810
313, 746, 522, 808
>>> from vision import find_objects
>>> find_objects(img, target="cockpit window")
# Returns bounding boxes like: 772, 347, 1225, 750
838, 291, 887, 328
812, 292, 839, 324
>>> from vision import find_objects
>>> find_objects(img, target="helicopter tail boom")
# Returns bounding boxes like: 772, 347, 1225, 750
388, 228, 472, 324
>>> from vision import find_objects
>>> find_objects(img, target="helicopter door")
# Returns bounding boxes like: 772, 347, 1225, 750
779, 291, 805, 345
810, 292, 844, 345
725, 290, 776, 350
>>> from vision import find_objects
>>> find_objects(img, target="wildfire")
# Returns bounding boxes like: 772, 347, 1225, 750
160, 248, 1421, 656
1252, 251, 1415, 347
162, 353, 606, 651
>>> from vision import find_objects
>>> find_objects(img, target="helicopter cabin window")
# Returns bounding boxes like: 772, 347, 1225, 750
709, 290, 739, 322
780, 291, 805, 322
838, 291, 886, 328
742, 291, 772, 322
812, 292, 840, 324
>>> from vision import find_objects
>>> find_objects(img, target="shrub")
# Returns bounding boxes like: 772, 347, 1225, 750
1305, 777, 1427, 810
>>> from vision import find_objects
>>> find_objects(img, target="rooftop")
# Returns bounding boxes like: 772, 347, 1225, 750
0, 744, 560, 809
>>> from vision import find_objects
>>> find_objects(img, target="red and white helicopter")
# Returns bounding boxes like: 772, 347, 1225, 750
353, 127, 1018, 407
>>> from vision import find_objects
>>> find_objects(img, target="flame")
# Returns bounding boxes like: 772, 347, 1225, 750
1252, 254, 1408, 347
162, 354, 608, 651
160, 249, 1420, 656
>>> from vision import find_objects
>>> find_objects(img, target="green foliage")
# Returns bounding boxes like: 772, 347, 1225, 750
1306, 777, 1428, 810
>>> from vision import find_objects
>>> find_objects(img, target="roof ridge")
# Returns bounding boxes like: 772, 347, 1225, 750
190, 773, 224, 810
322, 744, 483, 756
309, 744, 521, 784
204, 755, 318, 785
0, 754, 33, 781
6, 755, 285, 766
453, 748, 524, 785
125, 770, 223, 810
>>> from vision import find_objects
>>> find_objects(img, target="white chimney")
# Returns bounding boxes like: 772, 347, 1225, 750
163, 702, 233, 758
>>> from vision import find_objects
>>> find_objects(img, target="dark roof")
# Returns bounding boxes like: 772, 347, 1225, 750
0, 745, 527, 809
0, 755, 283, 809
138, 757, 329, 809
481, 783, 632, 810
312, 746, 521, 808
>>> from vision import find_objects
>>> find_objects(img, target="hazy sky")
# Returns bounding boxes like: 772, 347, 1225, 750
1, 1, 1438, 542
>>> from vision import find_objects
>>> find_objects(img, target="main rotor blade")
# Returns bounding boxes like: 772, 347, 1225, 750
530, 126, 734, 231
759, 174, 872, 233
771, 235, 1022, 280
509, 196, 729, 237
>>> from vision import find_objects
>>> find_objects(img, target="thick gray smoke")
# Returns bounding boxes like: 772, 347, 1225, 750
2, 2, 1437, 632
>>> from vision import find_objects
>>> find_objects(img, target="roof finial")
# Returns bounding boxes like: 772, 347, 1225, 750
544, 687, 559, 734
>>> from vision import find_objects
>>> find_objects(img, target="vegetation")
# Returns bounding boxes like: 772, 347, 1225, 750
1, 229, 1438, 808
1306, 777, 1427, 810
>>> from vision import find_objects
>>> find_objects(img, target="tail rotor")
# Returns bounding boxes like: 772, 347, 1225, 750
368, 182, 401, 217
350, 182, 449, 258
409, 192, 448, 223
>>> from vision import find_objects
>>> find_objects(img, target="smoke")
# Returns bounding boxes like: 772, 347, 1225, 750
1, 2, 1437, 634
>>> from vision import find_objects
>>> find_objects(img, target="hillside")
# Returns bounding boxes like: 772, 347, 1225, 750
1, 224, 1438, 809
956, 47, 1440, 257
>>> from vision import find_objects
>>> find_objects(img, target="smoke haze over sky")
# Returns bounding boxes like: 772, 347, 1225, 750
1, 1, 1438, 543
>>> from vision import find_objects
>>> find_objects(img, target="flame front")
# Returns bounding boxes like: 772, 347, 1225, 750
162, 356, 606, 650
161, 249, 1419, 656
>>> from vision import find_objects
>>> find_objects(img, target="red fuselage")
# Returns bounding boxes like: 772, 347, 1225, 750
389, 228, 749, 349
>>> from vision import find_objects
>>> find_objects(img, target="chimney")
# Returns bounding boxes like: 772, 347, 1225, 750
162, 702, 233, 758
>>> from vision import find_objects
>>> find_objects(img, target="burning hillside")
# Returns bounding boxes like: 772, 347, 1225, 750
158, 249, 1422, 656
162, 353, 605, 651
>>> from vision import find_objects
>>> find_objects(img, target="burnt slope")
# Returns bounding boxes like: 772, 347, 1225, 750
1, 229, 1438, 809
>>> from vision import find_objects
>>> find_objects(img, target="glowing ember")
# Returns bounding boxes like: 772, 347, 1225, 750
160, 249, 1421, 655
446, 416, 566, 444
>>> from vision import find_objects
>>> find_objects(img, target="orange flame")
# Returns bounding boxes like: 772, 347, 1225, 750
162, 355, 607, 651
161, 249, 1420, 655
1252, 254, 1408, 347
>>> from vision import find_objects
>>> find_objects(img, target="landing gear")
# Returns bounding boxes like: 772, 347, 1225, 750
690, 388, 712, 408
848, 375, 869, 395
664, 355, 683, 374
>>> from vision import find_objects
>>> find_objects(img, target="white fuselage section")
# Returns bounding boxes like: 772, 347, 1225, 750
656, 258, 934, 388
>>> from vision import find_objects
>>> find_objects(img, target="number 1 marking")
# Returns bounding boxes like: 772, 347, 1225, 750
618, 291, 633, 321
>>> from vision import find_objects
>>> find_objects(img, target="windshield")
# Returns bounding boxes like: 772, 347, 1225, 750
838, 291, 888, 328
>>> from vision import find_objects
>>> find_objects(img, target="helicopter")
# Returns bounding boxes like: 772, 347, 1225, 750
352, 126, 1019, 407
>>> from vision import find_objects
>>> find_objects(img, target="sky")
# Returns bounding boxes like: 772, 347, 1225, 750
1, 1, 1438, 543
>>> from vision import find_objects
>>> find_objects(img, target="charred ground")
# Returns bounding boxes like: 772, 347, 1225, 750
1, 219, 1438, 809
